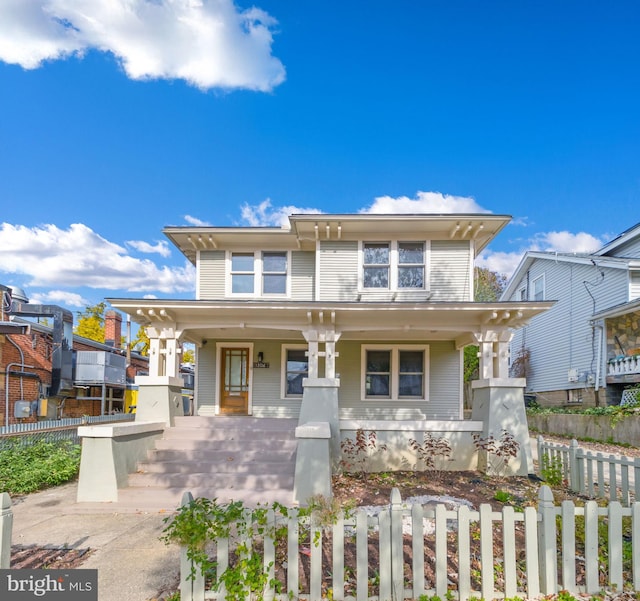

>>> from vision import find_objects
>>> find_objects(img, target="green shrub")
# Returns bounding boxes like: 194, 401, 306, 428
0, 438, 81, 494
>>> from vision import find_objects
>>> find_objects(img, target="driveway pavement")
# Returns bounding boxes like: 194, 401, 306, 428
8, 482, 180, 601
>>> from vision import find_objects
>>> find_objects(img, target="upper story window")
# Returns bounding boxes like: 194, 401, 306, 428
398, 242, 425, 288
229, 251, 288, 296
517, 287, 527, 301
262, 252, 287, 294
362, 241, 425, 290
231, 253, 255, 293
363, 243, 390, 288
532, 275, 544, 301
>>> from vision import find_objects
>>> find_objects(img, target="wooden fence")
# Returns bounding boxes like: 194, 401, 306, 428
176, 485, 640, 601
538, 435, 640, 505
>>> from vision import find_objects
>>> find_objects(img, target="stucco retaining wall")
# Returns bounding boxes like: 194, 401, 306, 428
528, 413, 640, 447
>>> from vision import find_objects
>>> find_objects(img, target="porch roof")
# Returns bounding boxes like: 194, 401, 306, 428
163, 213, 511, 264
108, 298, 553, 347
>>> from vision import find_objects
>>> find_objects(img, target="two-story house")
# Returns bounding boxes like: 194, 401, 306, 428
104, 213, 550, 504
501, 222, 640, 408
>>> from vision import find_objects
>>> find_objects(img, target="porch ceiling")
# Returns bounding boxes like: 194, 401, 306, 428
108, 298, 553, 346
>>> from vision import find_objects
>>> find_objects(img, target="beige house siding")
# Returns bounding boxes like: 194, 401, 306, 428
198, 250, 225, 299
290, 251, 315, 301
318, 240, 359, 301
427, 341, 462, 419
430, 240, 472, 301
195, 343, 217, 413
336, 340, 461, 420
196, 338, 461, 420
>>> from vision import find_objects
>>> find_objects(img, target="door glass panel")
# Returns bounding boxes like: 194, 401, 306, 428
224, 349, 248, 395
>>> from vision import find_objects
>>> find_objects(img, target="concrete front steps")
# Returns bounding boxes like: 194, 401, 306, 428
107, 416, 298, 513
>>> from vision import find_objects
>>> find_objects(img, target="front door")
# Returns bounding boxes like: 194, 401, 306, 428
219, 347, 250, 414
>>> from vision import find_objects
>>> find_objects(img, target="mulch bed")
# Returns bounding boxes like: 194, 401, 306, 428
10, 544, 93, 570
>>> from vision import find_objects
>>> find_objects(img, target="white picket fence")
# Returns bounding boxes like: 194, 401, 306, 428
176, 485, 640, 601
538, 435, 640, 505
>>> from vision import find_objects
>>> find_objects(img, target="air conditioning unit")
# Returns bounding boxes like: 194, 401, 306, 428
567, 368, 579, 382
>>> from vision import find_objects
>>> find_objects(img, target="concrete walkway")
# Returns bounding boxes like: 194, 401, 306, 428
9, 482, 180, 601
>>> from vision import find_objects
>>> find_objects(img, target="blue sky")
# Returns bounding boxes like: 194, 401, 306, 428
0, 0, 638, 311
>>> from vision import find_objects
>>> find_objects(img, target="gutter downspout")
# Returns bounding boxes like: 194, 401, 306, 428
594, 323, 604, 406
5, 335, 28, 426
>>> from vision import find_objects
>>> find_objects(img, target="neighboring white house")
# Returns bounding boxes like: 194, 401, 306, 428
501, 222, 640, 408
107, 213, 551, 490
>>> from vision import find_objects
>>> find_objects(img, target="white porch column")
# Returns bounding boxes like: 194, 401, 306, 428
303, 327, 341, 379
136, 324, 184, 426
146, 325, 182, 378
475, 329, 514, 380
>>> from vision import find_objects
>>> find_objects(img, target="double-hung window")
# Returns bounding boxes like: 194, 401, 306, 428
398, 242, 425, 288
229, 251, 288, 296
231, 253, 255, 294
363, 243, 390, 288
362, 345, 428, 400
282, 346, 309, 397
362, 241, 425, 290
262, 252, 287, 294
532, 275, 544, 301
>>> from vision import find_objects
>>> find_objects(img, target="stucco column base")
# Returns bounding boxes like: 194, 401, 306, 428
471, 378, 533, 477
134, 375, 184, 427
76, 422, 164, 502
299, 378, 340, 466
294, 422, 332, 505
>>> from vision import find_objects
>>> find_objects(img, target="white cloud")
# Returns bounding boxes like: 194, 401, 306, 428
240, 199, 323, 227
476, 251, 524, 279
126, 239, 171, 257
0, 223, 195, 293
184, 214, 211, 227
361, 191, 491, 214
530, 231, 604, 253
0, 0, 285, 92
479, 230, 606, 279
30, 289, 88, 307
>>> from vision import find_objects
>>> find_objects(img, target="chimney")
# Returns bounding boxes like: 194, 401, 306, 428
105, 310, 122, 348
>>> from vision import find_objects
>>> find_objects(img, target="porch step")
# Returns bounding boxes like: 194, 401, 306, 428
118, 416, 299, 511
128, 471, 294, 490
153, 438, 297, 452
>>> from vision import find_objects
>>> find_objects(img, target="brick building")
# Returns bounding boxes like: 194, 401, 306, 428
0, 292, 149, 426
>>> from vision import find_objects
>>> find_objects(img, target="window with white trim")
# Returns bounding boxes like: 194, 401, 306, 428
532, 275, 544, 301
228, 251, 288, 296
361, 345, 429, 400
281, 346, 308, 397
231, 253, 255, 293
363, 243, 390, 288
361, 241, 426, 290
262, 252, 287, 294
517, 287, 527, 301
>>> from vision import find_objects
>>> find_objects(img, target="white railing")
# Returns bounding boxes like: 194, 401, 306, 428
0, 414, 133, 436
608, 355, 640, 376
174, 485, 640, 601
538, 435, 640, 505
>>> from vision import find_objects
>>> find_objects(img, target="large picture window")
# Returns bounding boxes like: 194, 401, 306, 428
362, 345, 428, 400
